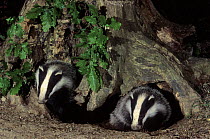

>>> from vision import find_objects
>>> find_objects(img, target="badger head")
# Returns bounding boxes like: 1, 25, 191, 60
130, 91, 170, 131
110, 86, 171, 131
35, 61, 75, 104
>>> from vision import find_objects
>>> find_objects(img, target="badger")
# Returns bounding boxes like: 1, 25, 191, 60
35, 60, 81, 122
109, 86, 171, 131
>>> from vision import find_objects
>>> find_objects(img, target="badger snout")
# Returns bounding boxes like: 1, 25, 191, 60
38, 99, 47, 104
38, 87, 48, 104
131, 125, 142, 131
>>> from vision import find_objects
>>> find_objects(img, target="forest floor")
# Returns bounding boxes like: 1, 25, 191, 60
0, 97, 210, 139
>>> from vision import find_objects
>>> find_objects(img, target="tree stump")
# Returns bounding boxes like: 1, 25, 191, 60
81, 0, 201, 116
1, 0, 205, 119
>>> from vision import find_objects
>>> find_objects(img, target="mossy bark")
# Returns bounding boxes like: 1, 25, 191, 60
1, 0, 205, 118
82, 0, 201, 116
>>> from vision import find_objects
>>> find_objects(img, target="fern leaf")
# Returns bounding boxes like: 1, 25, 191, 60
10, 81, 22, 95
26, 5, 43, 19
109, 18, 121, 30
40, 8, 58, 32
87, 65, 102, 92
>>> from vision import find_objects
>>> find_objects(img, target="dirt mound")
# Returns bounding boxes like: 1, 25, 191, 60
0, 98, 209, 139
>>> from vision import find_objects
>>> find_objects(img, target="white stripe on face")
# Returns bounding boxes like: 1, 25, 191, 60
48, 76, 72, 98
35, 66, 44, 92
131, 93, 147, 130
125, 99, 132, 120
38, 66, 56, 103
142, 103, 166, 126
35, 69, 40, 92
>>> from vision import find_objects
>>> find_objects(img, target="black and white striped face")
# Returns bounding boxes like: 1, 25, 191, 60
110, 86, 171, 131
130, 92, 168, 130
35, 61, 74, 104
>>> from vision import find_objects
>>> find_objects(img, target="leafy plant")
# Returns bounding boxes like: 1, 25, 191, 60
0, 16, 32, 96
0, 62, 32, 95
26, 0, 121, 92
0, 61, 10, 96
26, 1, 63, 32
6, 16, 32, 59
1, 0, 121, 95
0, 35, 5, 40
70, 2, 121, 92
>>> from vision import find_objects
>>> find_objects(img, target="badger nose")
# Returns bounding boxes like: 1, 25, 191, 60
38, 99, 47, 104
131, 125, 142, 131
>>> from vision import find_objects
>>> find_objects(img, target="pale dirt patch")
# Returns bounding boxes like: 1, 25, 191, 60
0, 100, 209, 139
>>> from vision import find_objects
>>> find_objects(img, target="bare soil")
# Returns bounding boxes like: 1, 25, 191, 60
0, 99, 209, 139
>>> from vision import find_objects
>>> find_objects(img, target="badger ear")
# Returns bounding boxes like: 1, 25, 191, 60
55, 71, 62, 76
148, 95, 155, 101
129, 93, 134, 100
39, 66, 44, 72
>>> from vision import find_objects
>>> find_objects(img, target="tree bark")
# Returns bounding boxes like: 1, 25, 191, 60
1, 0, 205, 118
82, 0, 201, 116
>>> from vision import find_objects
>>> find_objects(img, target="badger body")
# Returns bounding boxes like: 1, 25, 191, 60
109, 86, 171, 131
35, 60, 80, 122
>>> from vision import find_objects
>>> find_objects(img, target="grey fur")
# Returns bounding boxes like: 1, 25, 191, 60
109, 86, 171, 131
35, 60, 77, 103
